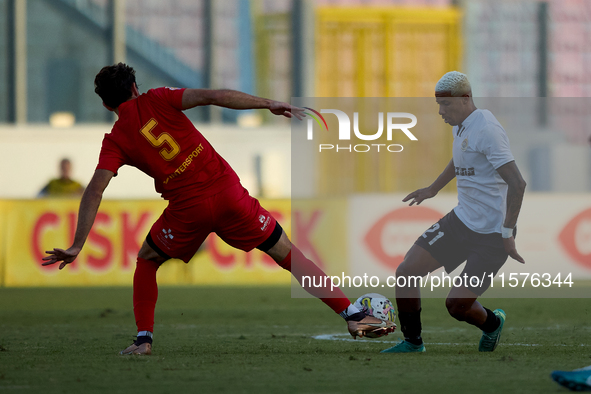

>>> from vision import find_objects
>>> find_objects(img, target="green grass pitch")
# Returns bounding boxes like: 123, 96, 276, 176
0, 286, 589, 393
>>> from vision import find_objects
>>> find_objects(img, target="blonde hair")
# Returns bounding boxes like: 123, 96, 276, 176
435, 71, 471, 96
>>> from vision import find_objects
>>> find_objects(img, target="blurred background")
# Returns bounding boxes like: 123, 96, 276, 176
1, 0, 591, 199
1, 0, 591, 288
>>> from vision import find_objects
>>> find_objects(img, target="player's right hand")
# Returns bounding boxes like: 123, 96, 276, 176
268, 101, 305, 120
42, 246, 82, 270
402, 187, 437, 206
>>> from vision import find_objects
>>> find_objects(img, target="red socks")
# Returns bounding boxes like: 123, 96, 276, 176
133, 258, 160, 333
132, 247, 351, 331
277, 246, 351, 315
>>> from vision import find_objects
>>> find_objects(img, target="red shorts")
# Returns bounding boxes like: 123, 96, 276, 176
149, 183, 277, 263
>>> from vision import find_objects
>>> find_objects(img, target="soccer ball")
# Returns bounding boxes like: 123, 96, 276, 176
354, 293, 396, 323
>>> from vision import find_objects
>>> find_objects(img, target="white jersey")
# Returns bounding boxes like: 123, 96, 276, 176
452, 109, 514, 234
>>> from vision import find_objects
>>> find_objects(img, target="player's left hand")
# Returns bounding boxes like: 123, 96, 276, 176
503, 237, 525, 264
268, 101, 305, 120
41, 246, 82, 270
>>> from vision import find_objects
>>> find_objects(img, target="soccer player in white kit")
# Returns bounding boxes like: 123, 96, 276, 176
382, 71, 527, 353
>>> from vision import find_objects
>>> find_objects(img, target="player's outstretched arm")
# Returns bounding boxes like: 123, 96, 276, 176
181, 89, 305, 119
41, 169, 114, 270
496, 161, 527, 264
403, 159, 456, 206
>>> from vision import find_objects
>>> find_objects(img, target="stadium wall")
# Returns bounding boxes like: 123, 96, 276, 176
346, 194, 591, 282
0, 194, 590, 287
0, 124, 291, 199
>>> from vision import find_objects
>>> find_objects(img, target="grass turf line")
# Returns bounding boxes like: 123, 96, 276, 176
0, 286, 590, 393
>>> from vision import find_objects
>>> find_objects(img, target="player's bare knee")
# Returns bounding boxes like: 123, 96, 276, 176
260, 223, 290, 263
395, 261, 411, 278
138, 240, 166, 264
445, 298, 469, 321
396, 257, 424, 278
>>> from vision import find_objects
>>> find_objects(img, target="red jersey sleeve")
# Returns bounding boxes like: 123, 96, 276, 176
152, 87, 186, 110
96, 134, 127, 175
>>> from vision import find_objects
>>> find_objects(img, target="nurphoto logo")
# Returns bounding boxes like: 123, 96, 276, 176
304, 107, 418, 153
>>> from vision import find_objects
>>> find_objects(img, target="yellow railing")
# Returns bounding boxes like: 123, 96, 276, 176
315, 7, 462, 195
316, 7, 462, 97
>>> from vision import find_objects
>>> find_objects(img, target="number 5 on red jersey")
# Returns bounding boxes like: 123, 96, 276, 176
140, 118, 181, 161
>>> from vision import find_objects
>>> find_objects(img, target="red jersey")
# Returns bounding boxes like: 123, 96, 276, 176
96, 87, 239, 204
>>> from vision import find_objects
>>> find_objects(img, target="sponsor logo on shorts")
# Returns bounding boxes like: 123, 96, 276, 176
157, 228, 174, 248
163, 228, 174, 240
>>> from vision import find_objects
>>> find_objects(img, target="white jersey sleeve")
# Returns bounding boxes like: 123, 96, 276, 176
475, 122, 514, 170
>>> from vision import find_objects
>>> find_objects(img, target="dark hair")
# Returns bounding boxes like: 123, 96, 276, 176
94, 63, 136, 108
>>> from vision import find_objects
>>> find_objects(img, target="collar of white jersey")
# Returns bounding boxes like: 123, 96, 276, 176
456, 108, 480, 134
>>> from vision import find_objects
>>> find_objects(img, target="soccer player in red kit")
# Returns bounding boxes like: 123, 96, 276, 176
42, 63, 394, 355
